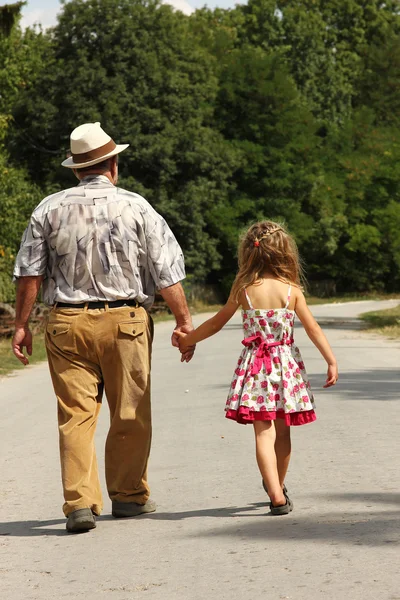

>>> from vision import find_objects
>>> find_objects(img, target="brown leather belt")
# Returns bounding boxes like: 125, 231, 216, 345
55, 299, 141, 309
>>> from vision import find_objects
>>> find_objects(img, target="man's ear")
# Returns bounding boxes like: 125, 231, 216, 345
111, 156, 118, 184
72, 168, 80, 181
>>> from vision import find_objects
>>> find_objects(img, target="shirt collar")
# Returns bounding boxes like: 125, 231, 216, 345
78, 174, 114, 186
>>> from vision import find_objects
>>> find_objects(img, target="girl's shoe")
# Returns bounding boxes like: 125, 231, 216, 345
262, 479, 289, 497
270, 496, 293, 516
282, 484, 293, 507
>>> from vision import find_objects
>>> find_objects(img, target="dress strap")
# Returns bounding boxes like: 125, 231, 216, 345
284, 284, 292, 309
244, 288, 254, 310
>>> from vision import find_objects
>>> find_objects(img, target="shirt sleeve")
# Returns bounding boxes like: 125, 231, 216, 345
13, 214, 48, 279
144, 209, 186, 290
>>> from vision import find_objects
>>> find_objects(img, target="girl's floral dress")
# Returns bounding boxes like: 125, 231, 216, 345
225, 285, 316, 426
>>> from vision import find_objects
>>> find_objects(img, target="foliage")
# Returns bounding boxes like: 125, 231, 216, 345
9, 0, 240, 280
2, 0, 400, 298
0, 152, 42, 301
0, 8, 46, 301
209, 46, 319, 284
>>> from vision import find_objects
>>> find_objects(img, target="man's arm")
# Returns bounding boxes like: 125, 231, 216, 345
12, 276, 43, 365
158, 282, 195, 362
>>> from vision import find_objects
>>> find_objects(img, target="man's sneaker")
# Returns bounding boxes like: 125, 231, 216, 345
112, 499, 156, 518
66, 508, 96, 533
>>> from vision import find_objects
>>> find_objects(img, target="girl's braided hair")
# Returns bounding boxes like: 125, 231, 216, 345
230, 221, 305, 302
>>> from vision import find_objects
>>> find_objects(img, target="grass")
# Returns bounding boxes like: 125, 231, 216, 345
0, 333, 47, 377
359, 304, 400, 339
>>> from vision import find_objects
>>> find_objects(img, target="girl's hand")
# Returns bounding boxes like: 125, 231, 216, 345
173, 330, 195, 358
172, 324, 195, 362
324, 363, 339, 388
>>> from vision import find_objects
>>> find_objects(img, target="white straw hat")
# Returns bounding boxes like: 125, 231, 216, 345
61, 122, 129, 169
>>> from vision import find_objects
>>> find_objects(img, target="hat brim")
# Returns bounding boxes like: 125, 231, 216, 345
61, 144, 129, 169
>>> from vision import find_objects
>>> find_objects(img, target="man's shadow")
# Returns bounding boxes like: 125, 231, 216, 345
0, 502, 266, 537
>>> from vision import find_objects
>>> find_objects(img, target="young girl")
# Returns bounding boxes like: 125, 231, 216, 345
175, 221, 338, 515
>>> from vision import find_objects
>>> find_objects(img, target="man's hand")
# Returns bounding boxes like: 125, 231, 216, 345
12, 327, 33, 365
158, 282, 195, 362
173, 327, 195, 356
12, 275, 43, 365
172, 324, 196, 363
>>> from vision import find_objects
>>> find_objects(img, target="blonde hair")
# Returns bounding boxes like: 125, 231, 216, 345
230, 221, 305, 302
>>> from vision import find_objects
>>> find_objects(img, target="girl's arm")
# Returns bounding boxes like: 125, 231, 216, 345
294, 291, 338, 388
174, 296, 239, 353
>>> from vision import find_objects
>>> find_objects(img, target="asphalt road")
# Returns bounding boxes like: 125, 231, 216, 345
1, 300, 399, 600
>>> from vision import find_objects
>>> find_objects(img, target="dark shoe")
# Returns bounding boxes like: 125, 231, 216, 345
262, 480, 290, 508
270, 496, 293, 516
282, 484, 293, 509
262, 480, 293, 512
112, 499, 156, 518
66, 508, 96, 533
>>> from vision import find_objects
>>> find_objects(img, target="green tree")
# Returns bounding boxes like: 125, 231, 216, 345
209, 46, 319, 287
355, 34, 400, 127
311, 108, 400, 291
227, 0, 400, 122
6, 0, 400, 295
0, 3, 45, 301
10, 0, 240, 281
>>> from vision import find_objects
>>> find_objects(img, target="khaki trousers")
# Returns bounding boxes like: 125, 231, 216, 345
45, 305, 153, 517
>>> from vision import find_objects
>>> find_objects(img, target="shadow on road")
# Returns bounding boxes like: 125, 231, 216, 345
204, 367, 400, 401
195, 512, 400, 547
0, 505, 265, 537
187, 492, 400, 548
309, 367, 400, 401
322, 493, 400, 506
311, 317, 367, 330
0, 518, 67, 537
2, 493, 398, 544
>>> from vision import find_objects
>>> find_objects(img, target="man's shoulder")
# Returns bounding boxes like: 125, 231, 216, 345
114, 187, 154, 211
32, 185, 81, 218
114, 187, 163, 223
31, 183, 159, 222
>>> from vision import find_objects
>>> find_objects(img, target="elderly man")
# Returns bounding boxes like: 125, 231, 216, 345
12, 122, 194, 533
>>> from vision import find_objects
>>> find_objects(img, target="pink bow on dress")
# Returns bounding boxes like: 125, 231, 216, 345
242, 332, 294, 375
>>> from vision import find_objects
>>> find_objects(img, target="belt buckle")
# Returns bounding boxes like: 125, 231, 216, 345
124, 299, 139, 308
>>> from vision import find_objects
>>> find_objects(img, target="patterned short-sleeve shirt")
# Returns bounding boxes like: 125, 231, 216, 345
13, 175, 186, 308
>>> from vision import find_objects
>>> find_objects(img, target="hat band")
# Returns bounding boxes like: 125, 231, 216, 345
71, 139, 116, 163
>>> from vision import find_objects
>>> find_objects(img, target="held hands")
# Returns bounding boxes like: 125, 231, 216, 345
12, 327, 33, 365
174, 329, 190, 352
324, 362, 339, 388
171, 325, 196, 363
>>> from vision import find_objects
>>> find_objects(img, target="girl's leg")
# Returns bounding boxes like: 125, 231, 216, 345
253, 421, 286, 506
274, 419, 291, 487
